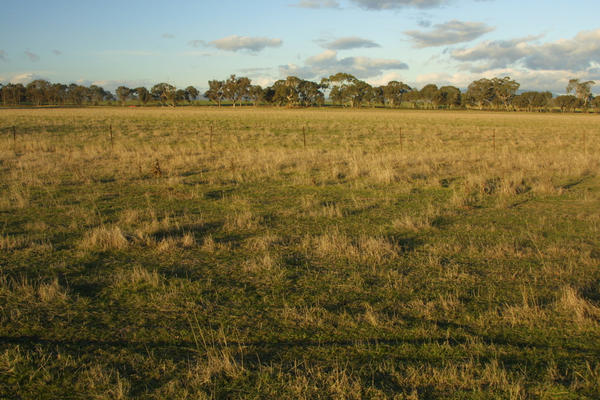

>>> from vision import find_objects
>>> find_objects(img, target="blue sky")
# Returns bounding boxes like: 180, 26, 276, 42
1, 0, 599, 93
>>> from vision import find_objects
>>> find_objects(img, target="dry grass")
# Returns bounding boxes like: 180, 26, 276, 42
1, 108, 599, 398
80, 225, 128, 250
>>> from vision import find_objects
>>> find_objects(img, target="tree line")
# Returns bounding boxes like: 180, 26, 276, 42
1, 75, 598, 112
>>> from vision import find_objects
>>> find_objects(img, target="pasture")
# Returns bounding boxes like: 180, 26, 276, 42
0, 107, 599, 399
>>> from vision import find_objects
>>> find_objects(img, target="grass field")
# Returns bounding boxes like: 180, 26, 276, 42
0, 107, 599, 399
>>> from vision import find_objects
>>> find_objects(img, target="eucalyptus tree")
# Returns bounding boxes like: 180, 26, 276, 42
67, 84, 90, 105
116, 86, 132, 105
491, 77, 519, 110
370, 86, 385, 107
321, 73, 371, 108
224, 75, 251, 107
248, 85, 265, 106
554, 95, 581, 112
204, 80, 226, 107
419, 84, 439, 109
566, 79, 595, 108
26, 79, 51, 105
298, 79, 324, 106
49, 83, 68, 105
151, 83, 177, 106
134, 87, 151, 105
270, 78, 299, 106
321, 73, 356, 106
383, 81, 411, 107
514, 91, 552, 112
185, 86, 199, 102
88, 85, 109, 105
434, 86, 462, 109
591, 96, 600, 112
1, 83, 26, 105
465, 78, 495, 109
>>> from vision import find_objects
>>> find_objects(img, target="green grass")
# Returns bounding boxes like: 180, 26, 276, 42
0, 107, 599, 399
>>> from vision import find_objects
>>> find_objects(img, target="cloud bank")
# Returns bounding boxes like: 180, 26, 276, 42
294, 0, 449, 9
405, 20, 494, 48
280, 50, 408, 79
452, 29, 600, 72
322, 36, 381, 50
207, 35, 283, 52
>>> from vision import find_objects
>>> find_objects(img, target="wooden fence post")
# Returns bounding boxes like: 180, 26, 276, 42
303, 126, 307, 148
399, 127, 403, 152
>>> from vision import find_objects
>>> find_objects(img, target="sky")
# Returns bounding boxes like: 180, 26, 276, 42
1, 0, 599, 94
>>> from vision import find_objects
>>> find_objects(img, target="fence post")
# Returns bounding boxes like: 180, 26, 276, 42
12, 126, 16, 153
109, 124, 114, 150
303, 126, 307, 148
399, 127, 403, 152
210, 124, 213, 151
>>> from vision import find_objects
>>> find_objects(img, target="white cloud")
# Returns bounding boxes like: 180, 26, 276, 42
292, 0, 448, 9
351, 0, 448, 9
294, 0, 340, 8
321, 36, 381, 50
88, 79, 155, 92
208, 35, 283, 52
405, 20, 494, 48
452, 29, 600, 72
98, 50, 158, 56
280, 50, 408, 80
4, 72, 49, 84
415, 67, 600, 94
366, 71, 408, 86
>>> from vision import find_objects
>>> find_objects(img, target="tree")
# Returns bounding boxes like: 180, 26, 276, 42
185, 86, 199, 103
466, 78, 495, 109
403, 90, 420, 108
151, 83, 176, 106
204, 80, 226, 107
321, 73, 356, 106
434, 86, 462, 109
26, 79, 51, 105
48, 83, 68, 105
67, 84, 90, 105
554, 95, 581, 112
491, 77, 520, 110
224, 75, 251, 107
321, 73, 371, 108
419, 84, 439, 109
370, 86, 385, 107
566, 79, 595, 108
248, 85, 264, 106
116, 86, 132, 105
88, 85, 109, 105
175, 89, 187, 105
270, 79, 299, 106
592, 96, 600, 112
298, 80, 324, 106
514, 91, 552, 112
383, 81, 411, 107
1, 83, 26, 105
134, 87, 151, 105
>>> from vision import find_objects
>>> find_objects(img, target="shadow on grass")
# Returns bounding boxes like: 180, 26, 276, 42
150, 222, 223, 242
